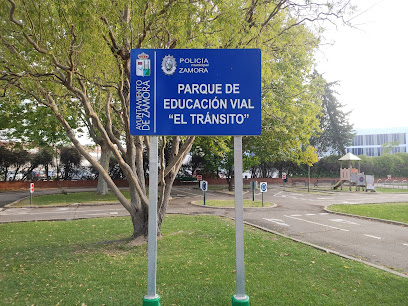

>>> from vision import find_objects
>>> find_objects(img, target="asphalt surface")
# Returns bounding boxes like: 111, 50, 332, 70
1, 185, 408, 277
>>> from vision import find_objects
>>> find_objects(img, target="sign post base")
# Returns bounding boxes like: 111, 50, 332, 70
232, 294, 249, 306
143, 295, 161, 306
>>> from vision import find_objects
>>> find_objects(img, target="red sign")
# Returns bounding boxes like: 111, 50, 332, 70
30, 183, 34, 193
282, 174, 286, 180
387, 175, 391, 180
197, 175, 203, 181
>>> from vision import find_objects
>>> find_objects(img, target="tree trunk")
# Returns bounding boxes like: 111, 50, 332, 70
227, 177, 233, 191
157, 178, 175, 233
96, 143, 111, 195
44, 164, 49, 180
130, 205, 148, 239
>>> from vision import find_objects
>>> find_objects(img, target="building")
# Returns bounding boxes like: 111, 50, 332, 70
346, 127, 408, 157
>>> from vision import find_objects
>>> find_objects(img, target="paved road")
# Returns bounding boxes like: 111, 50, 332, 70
1, 186, 408, 276
242, 187, 408, 275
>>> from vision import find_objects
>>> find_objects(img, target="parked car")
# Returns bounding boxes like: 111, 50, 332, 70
7, 171, 23, 181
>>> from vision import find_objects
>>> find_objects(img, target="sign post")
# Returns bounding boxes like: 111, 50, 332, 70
282, 172, 287, 183
197, 175, 203, 188
131, 48, 260, 306
260, 182, 267, 207
250, 181, 257, 201
200, 180, 208, 205
232, 136, 250, 305
29, 183, 34, 206
143, 136, 160, 306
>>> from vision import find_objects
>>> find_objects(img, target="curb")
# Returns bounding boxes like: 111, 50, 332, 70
324, 206, 408, 227
4, 202, 121, 209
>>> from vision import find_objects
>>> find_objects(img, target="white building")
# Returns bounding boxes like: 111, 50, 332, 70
346, 127, 408, 157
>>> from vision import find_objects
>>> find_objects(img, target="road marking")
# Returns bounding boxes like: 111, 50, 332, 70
171, 189, 201, 197
284, 215, 349, 232
305, 213, 316, 216
263, 218, 290, 227
330, 218, 359, 225
319, 213, 329, 215
364, 234, 382, 240
402, 243, 408, 247
290, 214, 302, 217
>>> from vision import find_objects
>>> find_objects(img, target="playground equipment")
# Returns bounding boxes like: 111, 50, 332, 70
334, 153, 375, 191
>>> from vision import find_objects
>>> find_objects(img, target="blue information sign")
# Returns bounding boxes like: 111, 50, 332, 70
200, 181, 208, 192
130, 49, 261, 136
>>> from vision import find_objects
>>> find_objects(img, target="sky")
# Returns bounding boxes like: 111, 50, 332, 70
316, 0, 408, 130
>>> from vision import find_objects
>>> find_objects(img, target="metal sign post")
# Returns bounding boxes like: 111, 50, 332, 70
29, 183, 34, 206
232, 136, 249, 305
250, 181, 257, 202
197, 175, 203, 189
143, 136, 160, 306
200, 180, 208, 205
260, 182, 267, 208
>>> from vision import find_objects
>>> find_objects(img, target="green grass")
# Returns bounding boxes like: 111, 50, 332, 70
375, 187, 408, 193
11, 191, 131, 207
194, 199, 273, 207
328, 203, 408, 224
1, 215, 407, 305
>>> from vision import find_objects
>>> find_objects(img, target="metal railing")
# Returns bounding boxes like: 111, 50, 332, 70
379, 179, 408, 189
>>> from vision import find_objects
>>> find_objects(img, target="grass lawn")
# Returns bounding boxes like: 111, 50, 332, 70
10, 191, 131, 207
328, 203, 408, 224
194, 199, 273, 208
1, 215, 407, 305
375, 187, 408, 193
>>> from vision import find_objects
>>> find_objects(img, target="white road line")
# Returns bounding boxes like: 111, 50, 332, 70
263, 218, 290, 227
284, 215, 349, 232
305, 213, 316, 216
364, 234, 382, 240
403, 243, 408, 247
319, 213, 328, 215
330, 218, 359, 225
290, 214, 302, 217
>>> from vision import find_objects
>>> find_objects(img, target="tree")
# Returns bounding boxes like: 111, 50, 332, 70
381, 141, 400, 155
191, 136, 260, 190
0, 145, 13, 181
310, 77, 354, 156
1, 0, 355, 240
7, 147, 30, 181
60, 147, 82, 180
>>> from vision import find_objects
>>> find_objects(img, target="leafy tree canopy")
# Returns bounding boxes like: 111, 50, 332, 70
310, 75, 354, 156
0, 0, 355, 239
